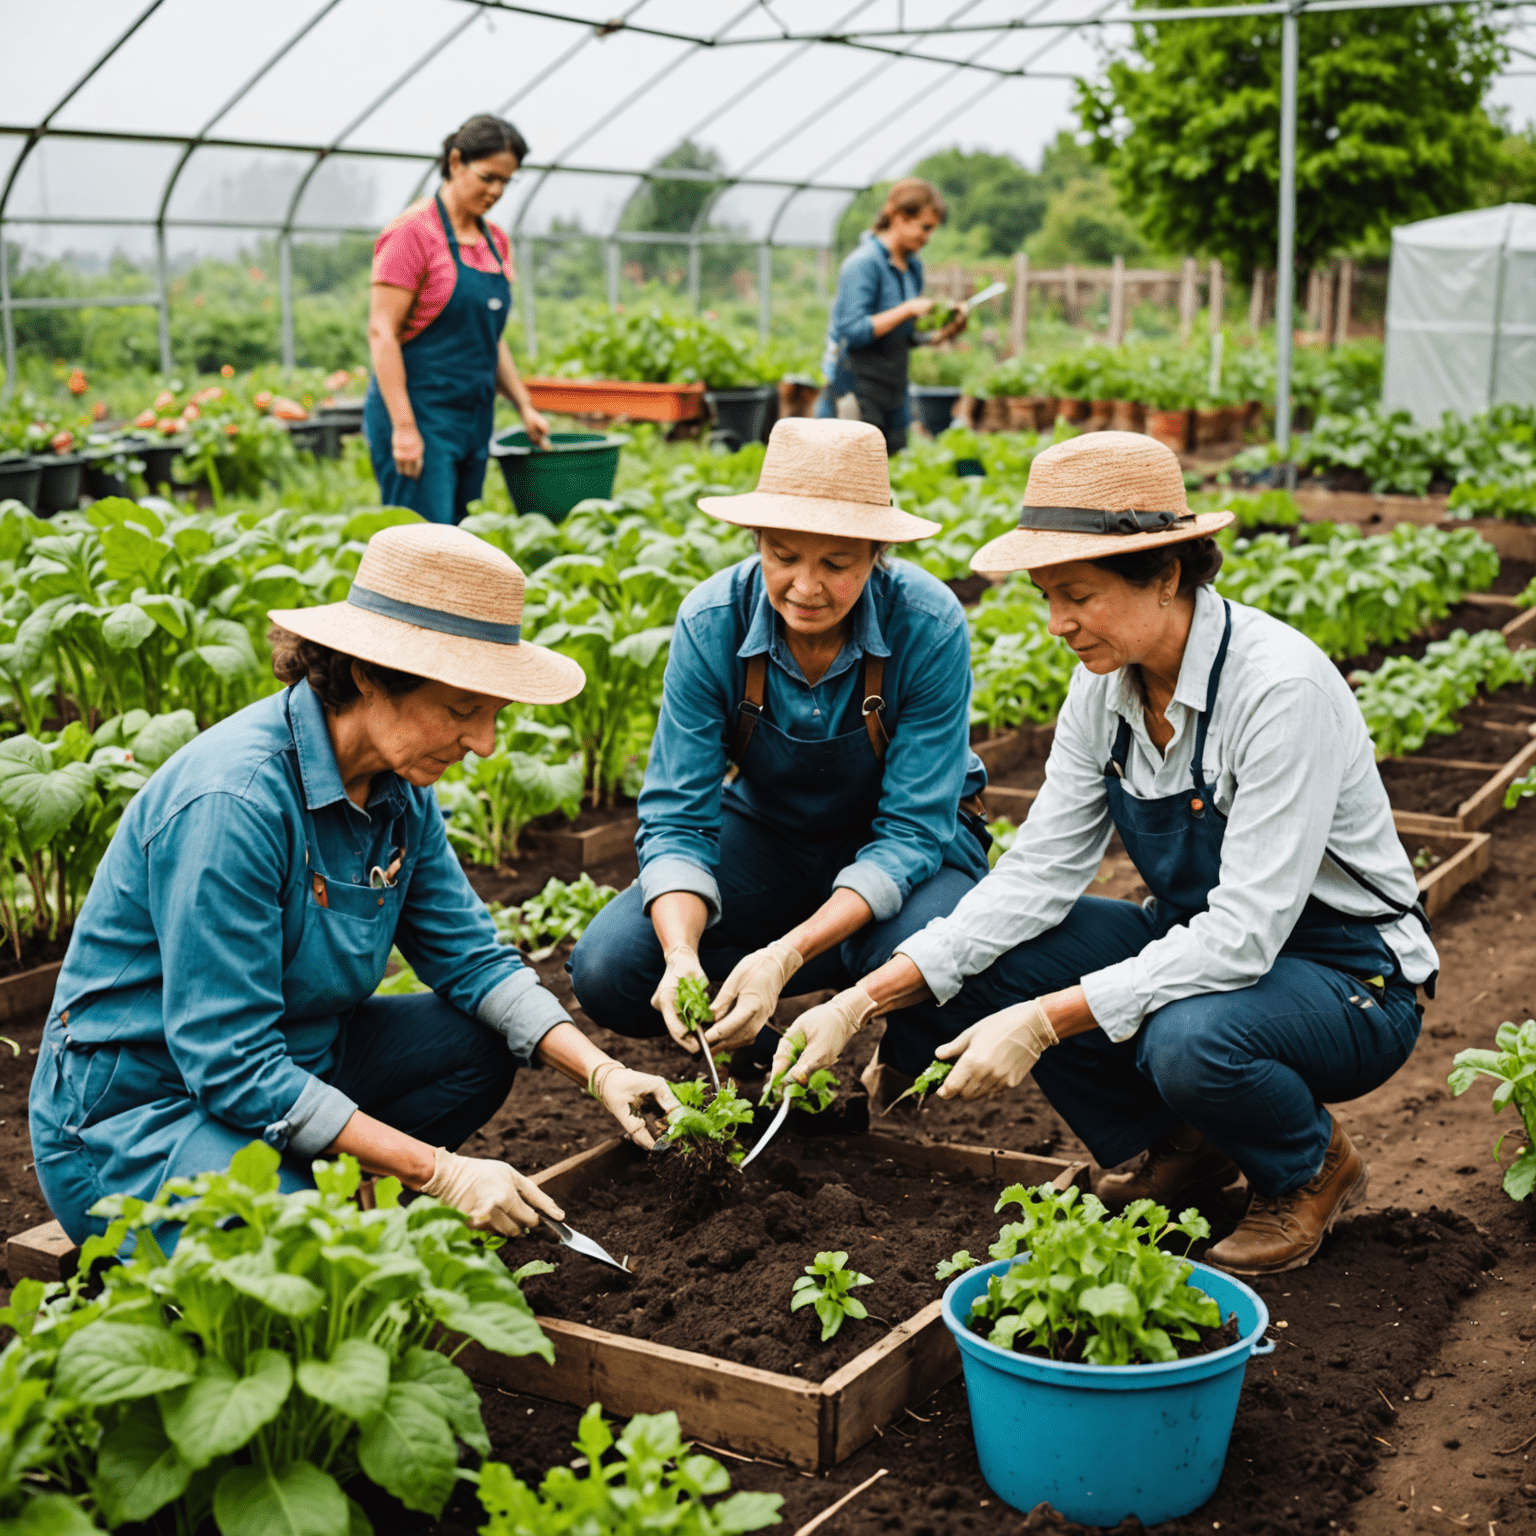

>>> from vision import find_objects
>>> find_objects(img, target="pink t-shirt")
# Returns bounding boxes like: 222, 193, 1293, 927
372, 198, 515, 342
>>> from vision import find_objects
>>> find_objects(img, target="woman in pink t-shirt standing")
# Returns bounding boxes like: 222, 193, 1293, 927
365, 114, 549, 524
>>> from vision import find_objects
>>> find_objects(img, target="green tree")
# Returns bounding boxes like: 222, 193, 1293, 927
618, 139, 727, 283
1077, 1, 1510, 276
1026, 178, 1148, 266
1483, 121, 1536, 205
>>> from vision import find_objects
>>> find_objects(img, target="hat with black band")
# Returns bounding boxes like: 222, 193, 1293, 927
971, 431, 1234, 575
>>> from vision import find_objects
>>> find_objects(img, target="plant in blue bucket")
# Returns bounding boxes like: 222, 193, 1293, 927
938, 1183, 1275, 1526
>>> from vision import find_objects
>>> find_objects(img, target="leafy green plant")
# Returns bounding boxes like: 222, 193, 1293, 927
968, 574, 1079, 734
757, 1037, 837, 1113
934, 1251, 978, 1280
1506, 765, 1536, 811
1449, 1019, 1536, 1201
986, 815, 1019, 869
790, 1251, 874, 1343
675, 974, 713, 1048
476, 1402, 781, 1536
664, 1080, 756, 1162
0, 1142, 551, 1534
495, 874, 618, 961
960, 1184, 1218, 1366
885, 1058, 953, 1112
547, 305, 784, 389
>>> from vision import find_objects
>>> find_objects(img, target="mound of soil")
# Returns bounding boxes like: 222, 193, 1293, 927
515, 1136, 1015, 1379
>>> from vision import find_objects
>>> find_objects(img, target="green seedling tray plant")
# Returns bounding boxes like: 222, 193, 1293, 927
1449, 1018, 1536, 1201
938, 1183, 1220, 1366
759, 1034, 838, 1113
791, 1251, 874, 1343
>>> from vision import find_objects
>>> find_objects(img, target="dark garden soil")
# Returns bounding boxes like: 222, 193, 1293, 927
1377, 685, 1536, 817
0, 929, 70, 981
1337, 601, 1511, 676
514, 1135, 1015, 1379
1379, 761, 1496, 818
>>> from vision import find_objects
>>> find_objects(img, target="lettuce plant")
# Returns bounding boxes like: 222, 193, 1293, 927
0, 1142, 551, 1534
1450, 1019, 1536, 1201
758, 1036, 837, 1114
884, 1058, 953, 1113
476, 1402, 781, 1535
791, 1252, 874, 1343
665, 1080, 755, 1161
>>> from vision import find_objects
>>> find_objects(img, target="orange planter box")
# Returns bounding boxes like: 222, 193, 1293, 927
523, 378, 706, 422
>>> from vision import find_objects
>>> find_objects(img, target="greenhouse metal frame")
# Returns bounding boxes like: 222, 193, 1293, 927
1, 0, 1532, 453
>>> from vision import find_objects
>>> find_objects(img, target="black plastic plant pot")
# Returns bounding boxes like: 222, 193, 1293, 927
705, 386, 776, 452
138, 439, 188, 490
288, 420, 342, 459
910, 385, 963, 438
83, 439, 146, 500
0, 456, 43, 512
36, 454, 85, 516
317, 403, 364, 437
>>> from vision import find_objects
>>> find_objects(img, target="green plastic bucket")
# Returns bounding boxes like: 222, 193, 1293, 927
490, 429, 628, 521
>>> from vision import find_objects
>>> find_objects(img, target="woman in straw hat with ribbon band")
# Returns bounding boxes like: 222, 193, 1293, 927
569, 417, 990, 1078
30, 523, 679, 1247
774, 432, 1439, 1276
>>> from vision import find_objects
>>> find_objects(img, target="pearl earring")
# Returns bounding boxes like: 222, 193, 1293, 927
1159, 595, 1171, 607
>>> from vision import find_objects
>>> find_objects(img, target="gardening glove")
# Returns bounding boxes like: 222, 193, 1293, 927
704, 940, 805, 1051
588, 1060, 682, 1152
651, 943, 710, 1053
420, 1147, 564, 1237
771, 985, 880, 1089
935, 999, 1058, 1102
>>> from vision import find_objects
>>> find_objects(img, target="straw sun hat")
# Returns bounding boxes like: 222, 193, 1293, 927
699, 418, 942, 542
268, 522, 584, 706
971, 432, 1234, 575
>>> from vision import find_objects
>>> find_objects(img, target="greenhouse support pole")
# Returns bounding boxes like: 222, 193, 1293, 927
688, 240, 700, 312
155, 224, 173, 375
279, 234, 295, 370
0, 232, 15, 403
758, 244, 772, 344
606, 241, 620, 310
1487, 207, 1512, 408
520, 238, 536, 359
1274, 2, 1300, 476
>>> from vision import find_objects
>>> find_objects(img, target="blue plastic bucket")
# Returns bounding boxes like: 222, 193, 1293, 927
942, 1257, 1273, 1526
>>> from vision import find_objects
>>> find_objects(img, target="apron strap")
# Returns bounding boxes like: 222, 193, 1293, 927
1324, 846, 1433, 934
433, 194, 462, 266
729, 653, 768, 763
862, 654, 889, 761
1106, 716, 1132, 778
1189, 599, 1234, 794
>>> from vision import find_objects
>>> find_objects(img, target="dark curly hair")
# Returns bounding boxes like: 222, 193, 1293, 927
268, 627, 428, 712
439, 114, 528, 179
1090, 536, 1223, 598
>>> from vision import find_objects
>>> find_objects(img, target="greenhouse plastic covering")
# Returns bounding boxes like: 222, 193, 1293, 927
1383, 204, 1536, 426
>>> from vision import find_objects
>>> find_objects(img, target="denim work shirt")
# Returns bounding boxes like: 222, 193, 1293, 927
899, 587, 1440, 1040
637, 557, 985, 924
823, 234, 924, 373
37, 679, 568, 1161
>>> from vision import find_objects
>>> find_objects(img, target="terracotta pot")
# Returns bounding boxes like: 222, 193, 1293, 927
1110, 400, 1145, 433
1193, 407, 1227, 447
776, 379, 820, 420
1144, 408, 1191, 452
1031, 396, 1059, 430
1005, 396, 1039, 432
1055, 397, 1088, 423
980, 396, 1011, 433
1086, 398, 1115, 432
524, 377, 706, 422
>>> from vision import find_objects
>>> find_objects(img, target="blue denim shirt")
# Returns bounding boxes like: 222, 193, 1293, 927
44, 680, 567, 1159
637, 558, 984, 925
824, 234, 924, 370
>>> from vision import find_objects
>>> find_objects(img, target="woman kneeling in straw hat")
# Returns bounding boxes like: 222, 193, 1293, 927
772, 432, 1439, 1275
570, 418, 991, 1082
30, 523, 678, 1245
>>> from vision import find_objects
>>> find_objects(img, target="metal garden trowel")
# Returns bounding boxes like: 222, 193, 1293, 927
545, 1216, 630, 1273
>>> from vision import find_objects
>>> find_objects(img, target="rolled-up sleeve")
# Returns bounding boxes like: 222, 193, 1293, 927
1080, 678, 1345, 1041
394, 795, 569, 1064
833, 607, 974, 921
829, 249, 883, 352
635, 611, 733, 925
897, 668, 1112, 1000
148, 795, 356, 1159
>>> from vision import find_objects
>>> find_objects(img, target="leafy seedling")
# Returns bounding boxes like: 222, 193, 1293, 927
675, 973, 720, 1090
654, 1080, 755, 1231
935, 1251, 978, 1280
883, 1057, 953, 1114
791, 1251, 874, 1342
1449, 1018, 1536, 1201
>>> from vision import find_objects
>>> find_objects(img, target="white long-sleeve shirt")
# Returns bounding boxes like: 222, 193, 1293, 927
898, 585, 1439, 1041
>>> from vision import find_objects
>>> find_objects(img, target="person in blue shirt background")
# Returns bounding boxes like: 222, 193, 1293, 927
569, 418, 990, 1107
817, 178, 968, 453
30, 523, 678, 1245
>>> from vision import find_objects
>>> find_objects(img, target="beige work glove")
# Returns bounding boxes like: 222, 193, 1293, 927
704, 940, 804, 1051
771, 984, 880, 1090
588, 1060, 682, 1151
420, 1147, 565, 1236
934, 999, 1058, 1101
650, 943, 710, 1053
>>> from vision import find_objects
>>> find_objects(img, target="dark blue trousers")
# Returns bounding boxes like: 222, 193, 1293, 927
883, 896, 1422, 1196
569, 808, 980, 1065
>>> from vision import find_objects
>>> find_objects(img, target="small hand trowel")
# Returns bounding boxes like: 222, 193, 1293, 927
738, 1093, 792, 1170
545, 1216, 630, 1273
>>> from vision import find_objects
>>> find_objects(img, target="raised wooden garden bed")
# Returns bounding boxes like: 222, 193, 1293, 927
0, 960, 62, 1032
523, 378, 706, 423
1385, 720, 1536, 835
461, 1133, 1086, 1470
520, 815, 638, 870
1401, 829, 1491, 918
1292, 489, 1536, 564
971, 722, 1052, 778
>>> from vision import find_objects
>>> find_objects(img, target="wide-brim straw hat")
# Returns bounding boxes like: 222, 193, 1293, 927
698, 418, 942, 542
972, 432, 1234, 575
269, 522, 584, 705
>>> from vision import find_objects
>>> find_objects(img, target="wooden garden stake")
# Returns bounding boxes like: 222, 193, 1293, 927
1009, 251, 1029, 356
1208, 258, 1224, 341
1334, 259, 1354, 345
1179, 256, 1198, 343
794, 1469, 889, 1536
1249, 268, 1266, 336
1108, 255, 1126, 345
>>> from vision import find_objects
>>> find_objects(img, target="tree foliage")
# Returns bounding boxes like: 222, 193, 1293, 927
1077, 1, 1510, 274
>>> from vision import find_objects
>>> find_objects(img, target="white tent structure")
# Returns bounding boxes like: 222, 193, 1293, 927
1383, 203, 1536, 426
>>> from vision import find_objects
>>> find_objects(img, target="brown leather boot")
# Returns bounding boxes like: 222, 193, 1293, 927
1093, 1123, 1240, 1214
1204, 1119, 1369, 1275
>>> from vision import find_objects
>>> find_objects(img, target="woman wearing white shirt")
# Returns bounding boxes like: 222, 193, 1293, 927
775, 433, 1437, 1276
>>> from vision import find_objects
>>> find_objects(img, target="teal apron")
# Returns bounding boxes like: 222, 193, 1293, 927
364, 194, 510, 524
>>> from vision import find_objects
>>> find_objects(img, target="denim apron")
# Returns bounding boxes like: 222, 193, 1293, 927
1104, 600, 1427, 985
32, 791, 414, 1238
364, 194, 509, 524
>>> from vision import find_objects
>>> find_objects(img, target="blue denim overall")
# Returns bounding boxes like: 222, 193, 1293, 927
883, 600, 1426, 1194
365, 195, 509, 524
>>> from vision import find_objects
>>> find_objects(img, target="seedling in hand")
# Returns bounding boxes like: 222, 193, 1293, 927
676, 973, 720, 1090
791, 1250, 873, 1342
883, 1058, 953, 1115
663, 1079, 755, 1164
